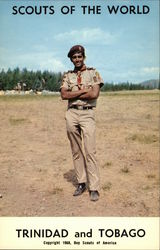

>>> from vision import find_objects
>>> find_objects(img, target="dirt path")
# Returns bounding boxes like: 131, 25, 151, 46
0, 90, 159, 216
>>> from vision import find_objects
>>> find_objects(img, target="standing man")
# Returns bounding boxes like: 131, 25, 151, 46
60, 45, 104, 201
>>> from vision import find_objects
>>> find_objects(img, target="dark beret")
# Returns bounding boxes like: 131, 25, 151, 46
67, 45, 85, 58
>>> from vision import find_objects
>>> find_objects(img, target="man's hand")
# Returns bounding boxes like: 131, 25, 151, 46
81, 86, 90, 93
79, 85, 100, 100
60, 87, 89, 100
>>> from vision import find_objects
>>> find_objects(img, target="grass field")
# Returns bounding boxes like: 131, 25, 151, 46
0, 90, 159, 216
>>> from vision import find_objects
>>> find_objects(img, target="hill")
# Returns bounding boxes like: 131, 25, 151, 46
139, 79, 159, 89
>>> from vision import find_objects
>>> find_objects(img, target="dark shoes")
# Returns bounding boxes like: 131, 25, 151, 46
90, 190, 99, 201
73, 183, 86, 196
73, 184, 99, 201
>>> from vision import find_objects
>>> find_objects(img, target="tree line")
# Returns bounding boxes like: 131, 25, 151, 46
101, 82, 150, 91
0, 68, 156, 92
0, 68, 62, 92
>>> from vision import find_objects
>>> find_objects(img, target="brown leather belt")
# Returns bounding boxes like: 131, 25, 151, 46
70, 105, 93, 110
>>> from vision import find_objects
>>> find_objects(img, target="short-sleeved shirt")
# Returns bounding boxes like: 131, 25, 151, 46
60, 65, 104, 108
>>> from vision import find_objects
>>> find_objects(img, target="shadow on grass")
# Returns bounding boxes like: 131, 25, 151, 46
63, 169, 77, 187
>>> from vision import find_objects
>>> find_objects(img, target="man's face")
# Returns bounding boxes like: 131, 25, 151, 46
71, 52, 84, 68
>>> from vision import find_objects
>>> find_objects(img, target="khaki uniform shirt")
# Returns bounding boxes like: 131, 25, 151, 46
60, 65, 104, 108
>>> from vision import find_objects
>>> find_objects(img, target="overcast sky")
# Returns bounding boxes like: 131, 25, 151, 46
0, 0, 159, 83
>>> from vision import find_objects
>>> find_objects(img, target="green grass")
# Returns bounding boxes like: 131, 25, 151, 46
102, 161, 112, 168
0, 90, 159, 101
50, 187, 63, 195
141, 185, 151, 191
120, 166, 130, 174
147, 174, 156, 179
0, 94, 59, 102
127, 134, 158, 144
145, 114, 151, 119
100, 89, 159, 97
102, 182, 112, 191
9, 117, 30, 125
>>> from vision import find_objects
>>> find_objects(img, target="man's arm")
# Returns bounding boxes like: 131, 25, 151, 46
60, 87, 89, 100
79, 84, 100, 100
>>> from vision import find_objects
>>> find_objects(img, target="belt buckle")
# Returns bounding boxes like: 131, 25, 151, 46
78, 106, 83, 110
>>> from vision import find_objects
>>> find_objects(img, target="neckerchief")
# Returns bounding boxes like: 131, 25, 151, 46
74, 65, 86, 89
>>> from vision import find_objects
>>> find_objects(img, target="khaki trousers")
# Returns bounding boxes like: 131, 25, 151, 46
65, 108, 100, 191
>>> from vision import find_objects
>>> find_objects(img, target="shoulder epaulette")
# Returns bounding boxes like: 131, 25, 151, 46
86, 67, 95, 70
67, 70, 74, 73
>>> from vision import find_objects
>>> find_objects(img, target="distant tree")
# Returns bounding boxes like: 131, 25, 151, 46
0, 68, 157, 92
0, 69, 6, 90
101, 82, 152, 92
5, 68, 14, 90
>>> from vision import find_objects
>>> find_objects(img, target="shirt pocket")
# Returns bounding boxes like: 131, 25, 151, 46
84, 82, 93, 89
69, 82, 79, 91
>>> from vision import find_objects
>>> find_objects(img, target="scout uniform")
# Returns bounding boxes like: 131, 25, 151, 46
61, 70, 103, 191
61, 45, 104, 197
